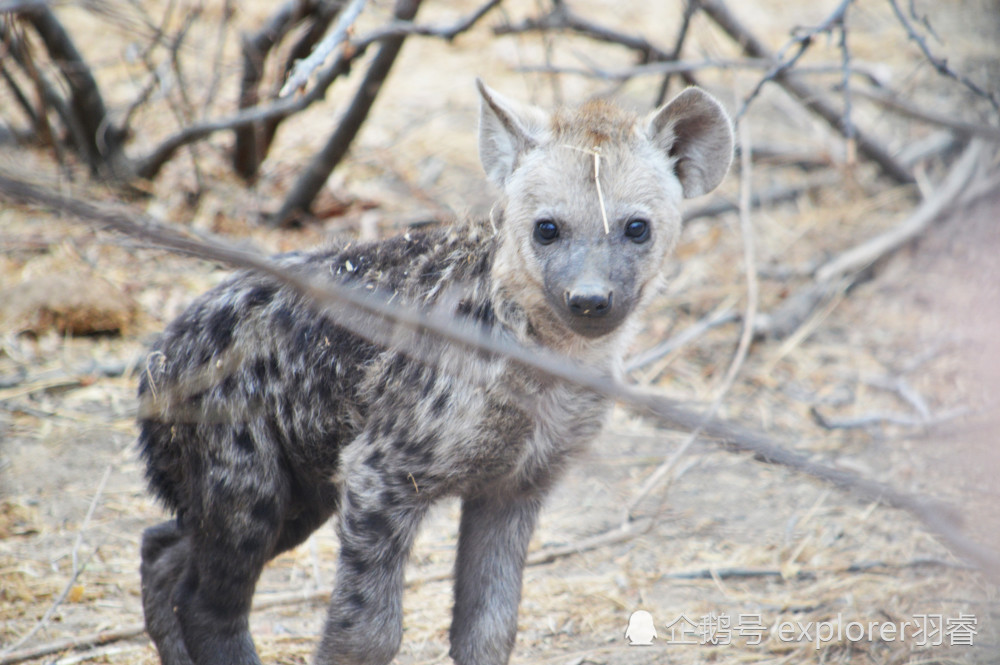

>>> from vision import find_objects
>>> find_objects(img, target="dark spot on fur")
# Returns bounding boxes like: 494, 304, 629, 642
359, 511, 392, 538
431, 392, 449, 414
403, 435, 433, 456
420, 370, 437, 398
219, 373, 238, 398
365, 449, 383, 469
340, 546, 368, 575
379, 489, 399, 507
233, 428, 254, 455
251, 356, 281, 385
206, 305, 238, 354
245, 284, 277, 309
273, 306, 296, 333
251, 358, 269, 385
347, 591, 366, 609
379, 413, 398, 438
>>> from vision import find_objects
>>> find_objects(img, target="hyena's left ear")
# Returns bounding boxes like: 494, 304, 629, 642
645, 87, 734, 198
476, 78, 549, 189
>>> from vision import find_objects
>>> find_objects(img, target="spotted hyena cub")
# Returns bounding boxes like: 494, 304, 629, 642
138, 80, 732, 665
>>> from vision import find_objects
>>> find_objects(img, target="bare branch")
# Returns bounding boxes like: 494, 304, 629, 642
135, 0, 502, 181
1, 172, 997, 579
16, 5, 124, 174
837, 22, 855, 162
235, 0, 333, 179
654, 0, 698, 107
514, 57, 771, 80
854, 86, 1000, 141
1, 22, 75, 172
271, 0, 423, 226
887, 0, 999, 112
495, 1, 668, 59
279, 0, 366, 98
0, 58, 38, 128
624, 305, 738, 374
683, 170, 843, 223
811, 405, 969, 431
698, 0, 914, 185
0, 626, 147, 665
734, 0, 853, 119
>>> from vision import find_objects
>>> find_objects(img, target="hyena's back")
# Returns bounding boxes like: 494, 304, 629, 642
137, 223, 493, 553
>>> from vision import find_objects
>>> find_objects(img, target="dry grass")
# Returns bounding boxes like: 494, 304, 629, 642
2, 0, 999, 663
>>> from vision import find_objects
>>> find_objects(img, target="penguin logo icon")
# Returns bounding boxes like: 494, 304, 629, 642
625, 610, 657, 646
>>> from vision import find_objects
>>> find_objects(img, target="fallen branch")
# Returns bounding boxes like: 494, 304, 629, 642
226, 519, 653, 617
810, 405, 969, 431
0, 626, 147, 665
662, 557, 974, 581
815, 139, 986, 282
624, 305, 738, 374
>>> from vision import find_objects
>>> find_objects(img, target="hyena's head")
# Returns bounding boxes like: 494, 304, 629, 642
478, 80, 732, 349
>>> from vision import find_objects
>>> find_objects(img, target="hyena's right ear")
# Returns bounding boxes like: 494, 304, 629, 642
476, 79, 548, 189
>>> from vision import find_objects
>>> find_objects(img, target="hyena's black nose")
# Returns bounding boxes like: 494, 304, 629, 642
566, 289, 612, 318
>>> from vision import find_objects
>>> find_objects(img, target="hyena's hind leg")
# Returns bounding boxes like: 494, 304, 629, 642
140, 423, 294, 665
141, 517, 268, 665
140, 520, 195, 665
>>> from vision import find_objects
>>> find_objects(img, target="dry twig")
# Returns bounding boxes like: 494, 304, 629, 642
0, 466, 113, 658
623, 118, 758, 522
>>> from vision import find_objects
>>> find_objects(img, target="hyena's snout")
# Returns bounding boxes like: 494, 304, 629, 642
548, 252, 633, 338
565, 280, 612, 318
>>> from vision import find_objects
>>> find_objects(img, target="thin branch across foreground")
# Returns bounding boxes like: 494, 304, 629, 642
0, 173, 997, 585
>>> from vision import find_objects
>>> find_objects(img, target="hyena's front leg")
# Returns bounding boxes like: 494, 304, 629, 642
449, 491, 543, 665
315, 463, 428, 665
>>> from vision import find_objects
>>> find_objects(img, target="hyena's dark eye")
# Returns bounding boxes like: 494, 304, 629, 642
624, 218, 650, 243
534, 219, 560, 244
